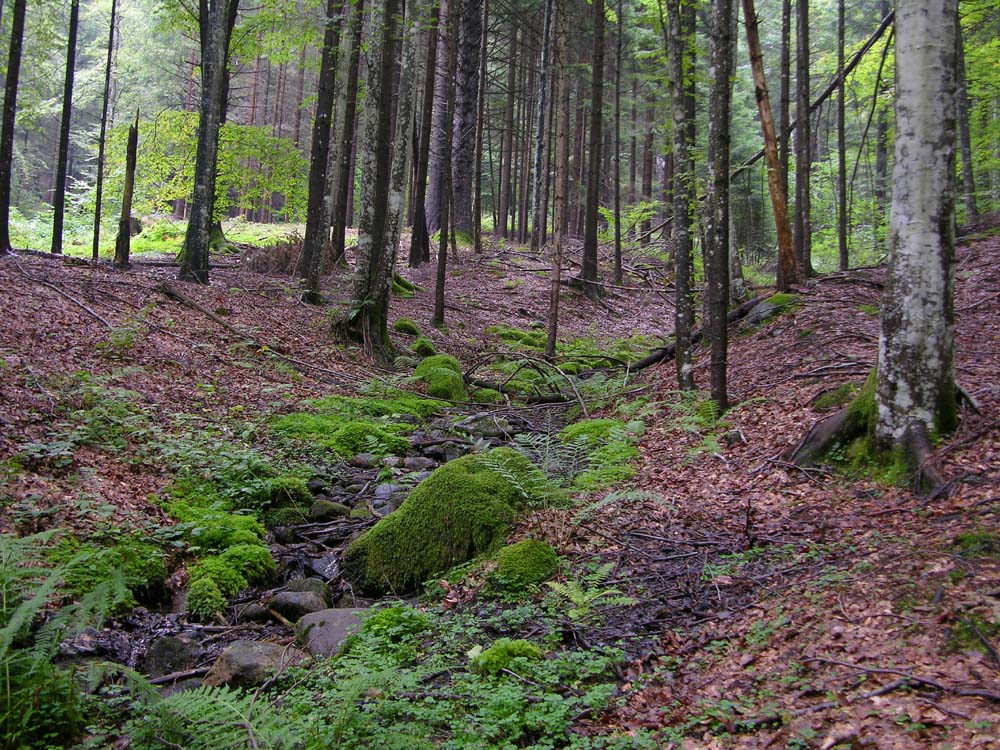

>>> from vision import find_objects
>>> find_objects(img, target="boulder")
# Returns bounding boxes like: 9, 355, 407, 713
310, 499, 350, 522
296, 608, 366, 657
203, 641, 305, 688
268, 579, 330, 620
143, 635, 202, 679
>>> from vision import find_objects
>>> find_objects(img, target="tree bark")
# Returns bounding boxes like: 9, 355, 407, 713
114, 113, 138, 269
0, 0, 26, 256
329, 0, 365, 264
706, 0, 734, 412
742, 0, 797, 291
301, 0, 343, 302
425, 0, 451, 237
955, 15, 978, 226
779, 0, 791, 197
410, 4, 441, 266
451, 0, 483, 237
612, 0, 623, 283
793, 0, 812, 278
179, 0, 240, 285
335, 0, 400, 363
51, 0, 80, 256
496, 22, 517, 238
836, 0, 848, 270
876, 0, 959, 459
433, 0, 459, 326
580, 0, 605, 299
92, 0, 117, 261
472, 0, 488, 253
546, 0, 570, 358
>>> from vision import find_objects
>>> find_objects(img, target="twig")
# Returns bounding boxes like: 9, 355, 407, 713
147, 666, 211, 685
808, 656, 1000, 702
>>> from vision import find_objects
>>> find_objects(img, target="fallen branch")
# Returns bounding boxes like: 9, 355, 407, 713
147, 666, 211, 685
12, 257, 113, 328
807, 656, 1000, 703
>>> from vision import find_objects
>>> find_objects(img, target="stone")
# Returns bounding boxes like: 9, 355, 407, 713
286, 577, 330, 599
203, 641, 305, 688
310, 499, 350, 521
344, 483, 366, 494
373, 483, 403, 500
306, 477, 328, 494
268, 589, 329, 621
236, 603, 271, 623
295, 609, 367, 657
143, 635, 202, 678
304, 553, 341, 580
403, 457, 437, 471
349, 453, 378, 469
383, 456, 403, 468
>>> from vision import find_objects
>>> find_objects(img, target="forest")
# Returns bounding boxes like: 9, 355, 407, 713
1, 0, 999, 748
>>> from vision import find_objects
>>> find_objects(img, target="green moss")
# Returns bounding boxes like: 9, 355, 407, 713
947, 614, 1000, 652
471, 638, 544, 676
857, 303, 879, 316
558, 418, 625, 446
471, 387, 504, 404
187, 576, 227, 621
951, 530, 1000, 558
48, 536, 167, 601
843, 369, 878, 436
309, 500, 351, 520
246, 475, 312, 512
412, 336, 437, 357
392, 317, 421, 336
496, 540, 559, 588
218, 543, 276, 582
814, 383, 859, 412
350, 507, 373, 519
413, 355, 466, 401
306, 393, 440, 420
271, 412, 342, 442
485, 324, 547, 352
189, 557, 248, 597
265, 505, 310, 527
165, 502, 265, 552
574, 441, 639, 490
328, 420, 410, 457
341, 450, 538, 595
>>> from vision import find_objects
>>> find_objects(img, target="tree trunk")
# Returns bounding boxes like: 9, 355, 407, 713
876, 0, 958, 459
612, 0, 623, 283
451, 0, 482, 237
425, 0, 451, 237
580, 0, 605, 299
433, 0, 458, 326
779, 0, 791, 197
329, 0, 365, 264
955, 14, 978, 225
179, 0, 240, 285
92, 0, 117, 261
793, 0, 812, 277
530, 0, 554, 253
114, 113, 138, 269
0, 0, 26, 256
546, 0, 570, 358
335, 0, 400, 364
51, 0, 80, 255
706, 0, 734, 412
640, 94, 654, 245
301, 0, 344, 302
496, 23, 517, 238
472, 0, 488, 253
742, 0, 796, 291
836, 0, 848, 270
410, 4, 441, 266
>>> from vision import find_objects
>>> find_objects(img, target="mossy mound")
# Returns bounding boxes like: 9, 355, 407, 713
471, 638, 544, 676
328, 420, 410, 457
246, 474, 312, 514
341, 450, 542, 595
814, 382, 859, 413
305, 392, 440, 421
496, 539, 559, 588
412, 336, 437, 357
471, 387, 504, 404
558, 418, 626, 446
413, 354, 466, 401
187, 543, 276, 618
166, 502, 265, 551
557, 418, 643, 491
392, 317, 421, 336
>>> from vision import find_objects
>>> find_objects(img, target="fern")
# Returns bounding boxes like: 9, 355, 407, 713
131, 684, 301, 750
511, 431, 591, 484
545, 562, 637, 622
572, 489, 671, 526
477, 448, 553, 505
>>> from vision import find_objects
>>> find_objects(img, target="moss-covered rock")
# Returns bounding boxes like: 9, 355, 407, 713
813, 382, 859, 413
471, 387, 504, 404
392, 317, 421, 336
166, 502, 265, 551
558, 418, 626, 446
412, 336, 437, 357
187, 576, 227, 621
328, 420, 410, 457
496, 539, 558, 588
413, 354, 466, 400
341, 450, 540, 595
471, 638, 544, 676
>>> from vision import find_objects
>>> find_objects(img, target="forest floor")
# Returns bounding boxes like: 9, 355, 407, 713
1, 228, 998, 749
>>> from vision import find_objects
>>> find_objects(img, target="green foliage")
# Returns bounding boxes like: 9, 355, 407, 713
947, 614, 1000, 653
47, 535, 167, 603
186, 576, 227, 621
495, 540, 559, 589
342, 450, 542, 595
565, 421, 643, 491
392, 317, 421, 336
471, 387, 504, 404
545, 562, 636, 623
471, 638, 544, 676
271, 414, 410, 457
1, 532, 131, 749
413, 354, 466, 401
186, 544, 275, 619
306, 392, 440, 421
814, 382, 859, 412
165, 501, 265, 552
951, 530, 1000, 559
127, 683, 302, 750
412, 335, 437, 357
558, 419, 626, 446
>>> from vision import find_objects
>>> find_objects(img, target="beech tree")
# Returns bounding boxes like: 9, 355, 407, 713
0, 0, 26, 256
51, 0, 81, 255
178, 0, 240, 284
875, 0, 959, 468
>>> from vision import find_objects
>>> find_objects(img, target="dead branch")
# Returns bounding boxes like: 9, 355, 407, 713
807, 656, 1000, 703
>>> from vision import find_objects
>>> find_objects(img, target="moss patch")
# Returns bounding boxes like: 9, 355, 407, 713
814, 383, 859, 413
558, 418, 643, 490
270, 414, 410, 457
558, 418, 626, 446
413, 354, 466, 401
412, 336, 437, 357
471, 638, 544, 676
392, 317, 421, 336
496, 540, 559, 588
951, 530, 1000, 558
341, 450, 541, 595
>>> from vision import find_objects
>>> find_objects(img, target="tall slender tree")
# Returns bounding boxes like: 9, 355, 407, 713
836, 0, 848, 270
546, 0, 570, 358
580, 0, 605, 300
793, 0, 811, 277
705, 0, 734, 412
51, 0, 80, 255
0, 0, 26, 256
451, 0, 483, 237
92, 0, 118, 261
530, 0, 554, 254
334, 0, 400, 362
433, 0, 459, 326
410, 3, 441, 266
178, 0, 240, 284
